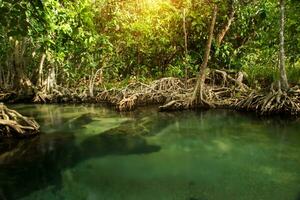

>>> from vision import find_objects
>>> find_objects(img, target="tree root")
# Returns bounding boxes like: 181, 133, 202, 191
96, 77, 190, 111
32, 86, 89, 104
2, 69, 250, 113
159, 100, 190, 111
0, 92, 16, 102
235, 88, 300, 115
33, 91, 52, 103
211, 69, 249, 91
0, 103, 40, 137
94, 70, 249, 112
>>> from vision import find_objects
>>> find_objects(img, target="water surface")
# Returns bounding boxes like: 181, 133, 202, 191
0, 104, 300, 200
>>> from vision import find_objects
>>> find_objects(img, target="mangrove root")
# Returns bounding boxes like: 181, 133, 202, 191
0, 103, 40, 137
235, 87, 300, 115
33, 86, 89, 103
159, 100, 190, 111
96, 77, 190, 111
95, 70, 249, 112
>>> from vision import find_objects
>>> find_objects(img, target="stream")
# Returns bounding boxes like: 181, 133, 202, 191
0, 104, 300, 200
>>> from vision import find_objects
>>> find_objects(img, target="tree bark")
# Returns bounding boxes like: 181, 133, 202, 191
37, 53, 46, 87
46, 64, 56, 93
192, 5, 218, 103
279, 0, 289, 91
216, 1, 235, 46
0, 65, 3, 87
89, 68, 103, 97
183, 8, 188, 86
13, 39, 22, 89
12, 38, 32, 91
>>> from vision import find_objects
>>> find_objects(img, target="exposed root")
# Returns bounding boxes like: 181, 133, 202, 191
159, 70, 249, 111
32, 86, 89, 104
2, 69, 253, 113
236, 87, 300, 115
33, 91, 51, 103
0, 103, 40, 138
96, 77, 192, 111
94, 70, 249, 112
210, 69, 249, 92
159, 100, 190, 111
0, 92, 15, 102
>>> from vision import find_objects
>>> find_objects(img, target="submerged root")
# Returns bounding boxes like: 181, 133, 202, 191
0, 103, 40, 137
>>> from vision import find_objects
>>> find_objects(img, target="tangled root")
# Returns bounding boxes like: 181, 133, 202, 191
211, 69, 249, 91
0, 103, 40, 137
117, 94, 138, 111
152, 77, 186, 92
96, 70, 249, 112
33, 86, 89, 103
33, 91, 52, 103
236, 88, 300, 115
96, 77, 190, 111
0, 92, 16, 102
159, 100, 190, 111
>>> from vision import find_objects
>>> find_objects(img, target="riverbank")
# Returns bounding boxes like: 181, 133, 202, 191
1, 70, 300, 116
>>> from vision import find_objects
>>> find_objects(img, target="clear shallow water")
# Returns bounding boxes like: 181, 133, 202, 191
0, 105, 300, 200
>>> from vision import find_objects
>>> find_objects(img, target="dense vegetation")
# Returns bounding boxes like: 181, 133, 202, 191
0, 0, 300, 113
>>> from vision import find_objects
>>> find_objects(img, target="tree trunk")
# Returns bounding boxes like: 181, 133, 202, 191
89, 68, 103, 97
279, 0, 289, 91
12, 38, 33, 92
0, 65, 3, 88
46, 64, 56, 93
13, 39, 22, 89
216, 1, 235, 46
192, 5, 218, 104
183, 8, 188, 86
37, 53, 46, 87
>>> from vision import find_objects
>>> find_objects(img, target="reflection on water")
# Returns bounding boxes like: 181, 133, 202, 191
0, 105, 300, 200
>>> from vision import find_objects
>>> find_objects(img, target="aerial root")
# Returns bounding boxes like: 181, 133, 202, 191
0, 103, 39, 137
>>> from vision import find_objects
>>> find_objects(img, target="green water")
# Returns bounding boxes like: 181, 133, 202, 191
0, 104, 300, 200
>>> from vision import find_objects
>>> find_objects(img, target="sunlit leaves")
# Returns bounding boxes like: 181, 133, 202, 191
0, 0, 300, 86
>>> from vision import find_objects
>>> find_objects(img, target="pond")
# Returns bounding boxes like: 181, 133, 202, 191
0, 104, 300, 200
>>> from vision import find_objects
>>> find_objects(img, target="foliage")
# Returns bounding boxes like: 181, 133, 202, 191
0, 0, 299, 90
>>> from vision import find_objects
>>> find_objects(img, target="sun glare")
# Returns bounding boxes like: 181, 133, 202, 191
144, 0, 165, 8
